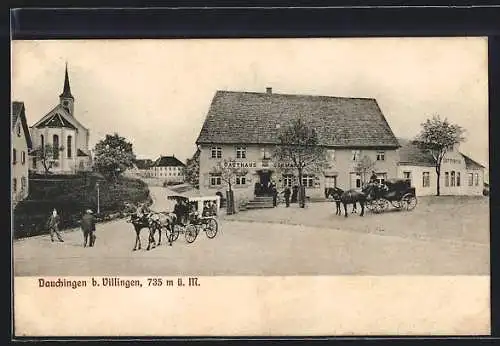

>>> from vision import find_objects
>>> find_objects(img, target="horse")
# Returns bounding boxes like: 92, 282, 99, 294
127, 210, 157, 251
325, 187, 358, 215
147, 211, 178, 246
326, 186, 370, 218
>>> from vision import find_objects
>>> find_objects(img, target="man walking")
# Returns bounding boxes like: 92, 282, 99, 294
47, 208, 64, 242
81, 209, 97, 247
283, 186, 291, 207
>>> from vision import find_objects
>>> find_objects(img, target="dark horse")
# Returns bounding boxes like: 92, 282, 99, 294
127, 211, 158, 251
325, 187, 358, 215
325, 186, 374, 218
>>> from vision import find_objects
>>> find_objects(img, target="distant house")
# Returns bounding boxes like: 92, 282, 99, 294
29, 64, 92, 174
397, 138, 486, 196
151, 155, 186, 183
131, 159, 154, 177
12, 101, 33, 206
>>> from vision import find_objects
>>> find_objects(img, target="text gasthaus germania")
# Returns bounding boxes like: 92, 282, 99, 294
37, 277, 200, 289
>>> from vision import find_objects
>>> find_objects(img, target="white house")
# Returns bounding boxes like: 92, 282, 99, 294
150, 155, 186, 183
12, 101, 33, 206
29, 64, 92, 174
397, 138, 486, 196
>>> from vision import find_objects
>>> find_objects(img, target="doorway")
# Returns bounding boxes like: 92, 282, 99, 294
255, 170, 273, 196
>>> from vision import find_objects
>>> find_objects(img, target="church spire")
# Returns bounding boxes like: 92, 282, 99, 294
59, 62, 73, 99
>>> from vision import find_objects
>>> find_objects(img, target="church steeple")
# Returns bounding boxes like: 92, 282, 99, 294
59, 62, 74, 116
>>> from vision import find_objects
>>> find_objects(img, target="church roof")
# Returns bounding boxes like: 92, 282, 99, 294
59, 63, 74, 99
35, 112, 77, 129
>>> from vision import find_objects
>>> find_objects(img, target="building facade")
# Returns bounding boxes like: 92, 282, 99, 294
196, 89, 401, 201
29, 64, 92, 174
150, 156, 186, 183
397, 139, 486, 196
12, 102, 33, 205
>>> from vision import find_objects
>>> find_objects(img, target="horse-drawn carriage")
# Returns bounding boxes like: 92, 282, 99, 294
365, 178, 417, 213
167, 194, 220, 244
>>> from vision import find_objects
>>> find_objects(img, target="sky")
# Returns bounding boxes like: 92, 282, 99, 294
11, 38, 489, 168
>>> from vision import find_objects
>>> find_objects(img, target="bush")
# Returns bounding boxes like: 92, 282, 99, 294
13, 174, 150, 239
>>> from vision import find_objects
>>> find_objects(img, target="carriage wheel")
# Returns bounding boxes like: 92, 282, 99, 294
205, 218, 218, 239
373, 199, 389, 213
185, 224, 198, 243
402, 194, 417, 211
171, 224, 181, 241
365, 200, 375, 211
391, 200, 403, 209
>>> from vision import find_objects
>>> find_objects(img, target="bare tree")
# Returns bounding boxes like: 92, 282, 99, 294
414, 114, 466, 196
273, 117, 328, 208
32, 143, 64, 174
354, 155, 376, 186
210, 158, 249, 214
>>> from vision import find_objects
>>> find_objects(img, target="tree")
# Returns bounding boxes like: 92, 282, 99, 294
210, 158, 249, 214
183, 148, 200, 189
32, 143, 64, 174
273, 117, 328, 208
414, 114, 466, 196
93, 133, 136, 181
354, 155, 376, 186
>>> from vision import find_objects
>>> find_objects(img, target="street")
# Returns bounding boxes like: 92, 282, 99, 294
13, 187, 489, 276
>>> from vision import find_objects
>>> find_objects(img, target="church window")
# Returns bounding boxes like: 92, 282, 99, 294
67, 135, 72, 158
53, 135, 60, 159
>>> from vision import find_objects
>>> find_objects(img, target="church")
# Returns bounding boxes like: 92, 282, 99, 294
29, 64, 92, 174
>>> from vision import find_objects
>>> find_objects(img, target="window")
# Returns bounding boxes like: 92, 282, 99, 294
474, 173, 479, 186
21, 151, 25, 164
236, 175, 246, 185
468, 173, 474, 186
351, 150, 360, 161
211, 147, 222, 159
282, 175, 294, 188
328, 150, 336, 162
324, 175, 337, 188
40, 134, 45, 149
13, 178, 17, 193
422, 172, 430, 187
403, 171, 412, 185
376, 173, 387, 185
210, 174, 222, 186
302, 175, 315, 188
350, 173, 362, 189
67, 136, 72, 158
16, 123, 21, 137
445, 172, 449, 187
376, 151, 385, 161
451, 171, 456, 187
457, 172, 461, 187
12, 149, 17, 164
236, 147, 246, 159
53, 134, 59, 159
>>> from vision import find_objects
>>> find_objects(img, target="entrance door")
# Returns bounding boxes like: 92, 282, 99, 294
256, 170, 273, 196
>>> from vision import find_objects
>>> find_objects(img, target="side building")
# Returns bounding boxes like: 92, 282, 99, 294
397, 138, 486, 196
195, 88, 401, 201
12, 102, 33, 206
150, 155, 186, 183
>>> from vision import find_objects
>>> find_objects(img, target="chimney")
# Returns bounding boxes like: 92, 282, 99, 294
266, 87, 272, 95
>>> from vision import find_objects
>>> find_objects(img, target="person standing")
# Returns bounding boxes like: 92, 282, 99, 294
283, 186, 291, 207
291, 185, 298, 203
369, 171, 378, 183
47, 208, 64, 242
81, 209, 97, 247
271, 183, 278, 207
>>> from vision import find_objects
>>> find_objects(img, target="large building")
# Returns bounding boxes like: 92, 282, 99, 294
12, 102, 33, 206
29, 64, 92, 174
150, 155, 186, 183
397, 138, 486, 196
196, 88, 401, 200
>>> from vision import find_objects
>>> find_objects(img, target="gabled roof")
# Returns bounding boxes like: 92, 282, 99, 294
32, 104, 89, 132
397, 138, 486, 169
462, 153, 485, 169
154, 156, 185, 167
134, 159, 154, 169
12, 101, 33, 149
35, 112, 77, 129
196, 90, 400, 148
